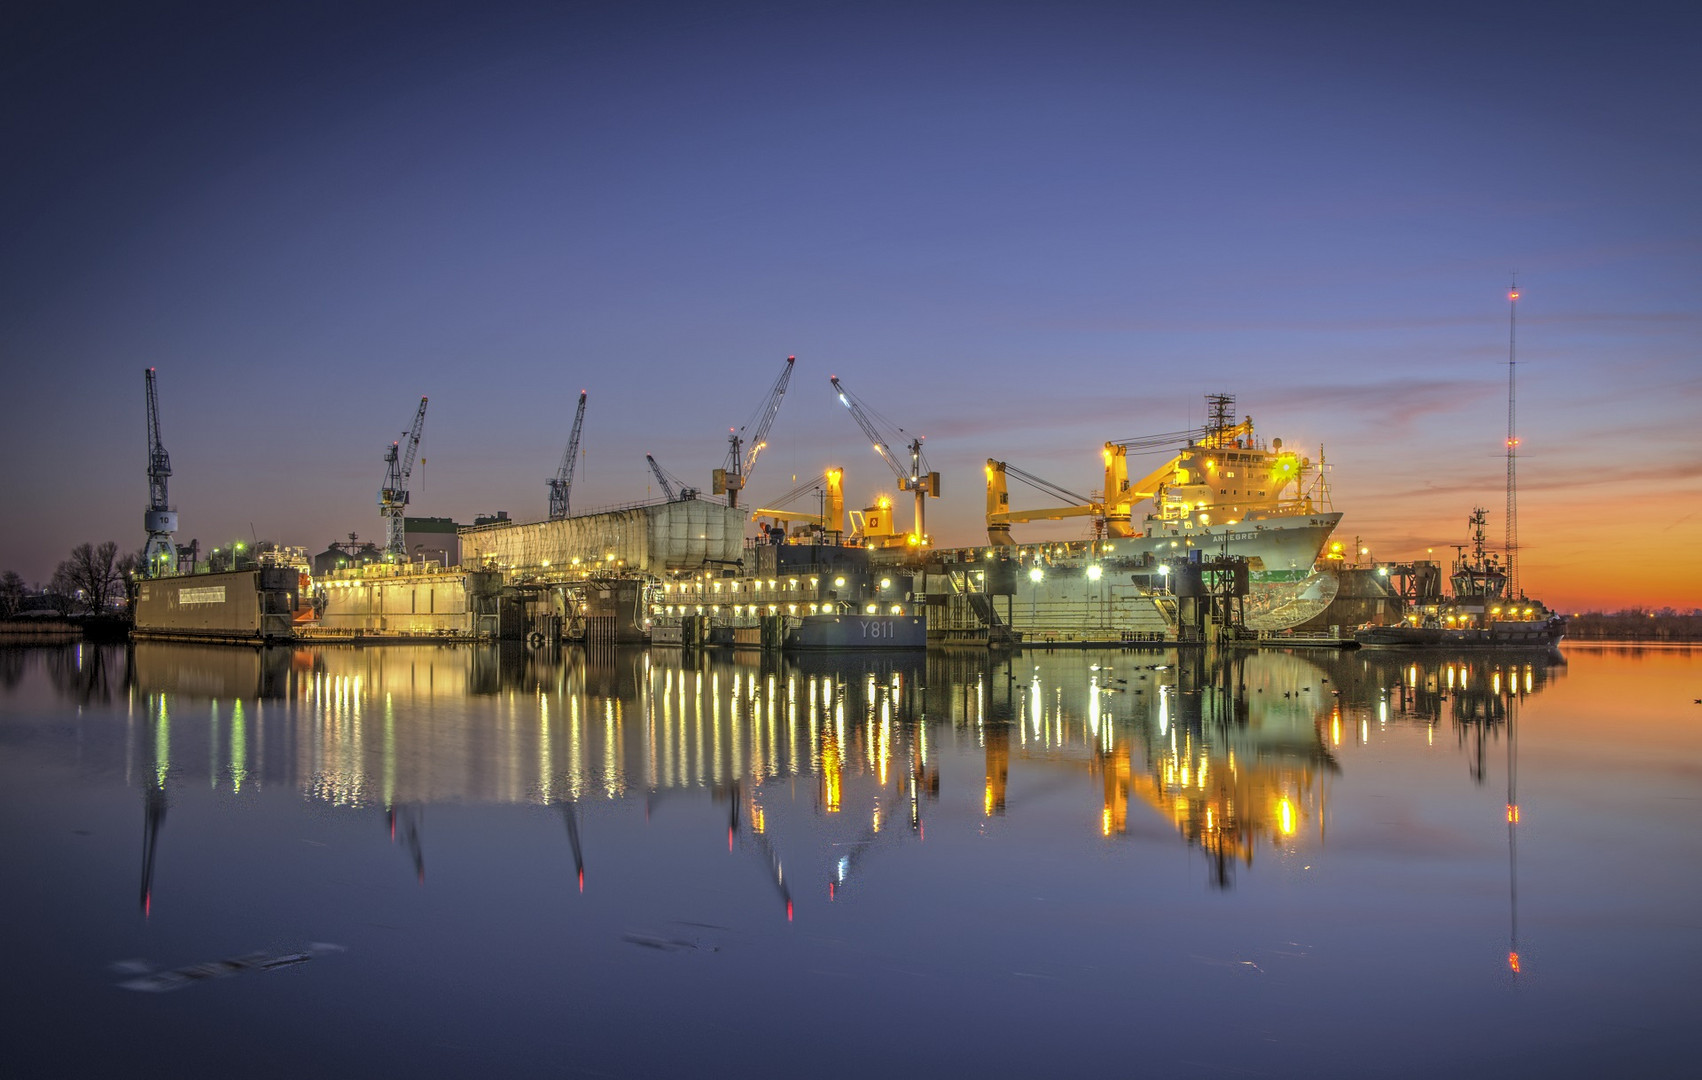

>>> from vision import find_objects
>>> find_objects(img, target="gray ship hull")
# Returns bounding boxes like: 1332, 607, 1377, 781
786, 613, 926, 650
1354, 616, 1566, 649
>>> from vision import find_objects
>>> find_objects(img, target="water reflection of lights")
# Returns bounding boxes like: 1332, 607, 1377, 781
110, 646, 1564, 905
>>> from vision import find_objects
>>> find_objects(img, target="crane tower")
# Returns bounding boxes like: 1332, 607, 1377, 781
142, 368, 178, 577
379, 397, 428, 559
547, 390, 588, 520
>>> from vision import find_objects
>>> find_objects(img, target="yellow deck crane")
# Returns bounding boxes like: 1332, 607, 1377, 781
750, 468, 845, 542
983, 459, 1105, 546
713, 355, 795, 508
829, 374, 939, 548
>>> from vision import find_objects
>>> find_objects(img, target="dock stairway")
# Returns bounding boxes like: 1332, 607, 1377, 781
941, 569, 1020, 648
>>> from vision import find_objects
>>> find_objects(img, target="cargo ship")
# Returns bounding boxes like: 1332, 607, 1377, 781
987, 393, 1342, 584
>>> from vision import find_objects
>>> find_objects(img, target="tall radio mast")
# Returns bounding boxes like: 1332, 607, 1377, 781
1505, 279, 1520, 600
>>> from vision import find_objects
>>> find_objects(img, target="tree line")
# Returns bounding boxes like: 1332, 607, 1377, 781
1, 542, 139, 618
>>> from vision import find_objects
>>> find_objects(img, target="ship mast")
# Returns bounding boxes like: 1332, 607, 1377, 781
1505, 279, 1520, 600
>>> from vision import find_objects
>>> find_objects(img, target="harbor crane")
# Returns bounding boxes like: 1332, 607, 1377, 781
547, 390, 588, 520
714, 355, 795, 508
646, 454, 698, 502
142, 368, 178, 577
829, 374, 939, 547
379, 396, 428, 559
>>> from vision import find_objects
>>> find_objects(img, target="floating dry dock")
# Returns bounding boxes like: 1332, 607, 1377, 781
133, 499, 1381, 648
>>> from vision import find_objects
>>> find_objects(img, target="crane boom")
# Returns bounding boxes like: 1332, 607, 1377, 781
380, 396, 429, 559
647, 454, 697, 502
646, 454, 676, 501
548, 390, 588, 520
829, 374, 939, 546
142, 368, 179, 576
717, 355, 795, 507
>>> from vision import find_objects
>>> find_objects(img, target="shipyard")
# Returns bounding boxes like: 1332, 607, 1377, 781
10, 5, 1702, 1078
128, 362, 1429, 650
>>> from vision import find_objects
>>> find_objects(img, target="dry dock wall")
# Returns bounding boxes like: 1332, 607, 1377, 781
134, 568, 299, 641
313, 568, 501, 637
458, 500, 746, 575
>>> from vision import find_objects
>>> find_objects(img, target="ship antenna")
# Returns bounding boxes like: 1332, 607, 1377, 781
1505, 278, 1520, 600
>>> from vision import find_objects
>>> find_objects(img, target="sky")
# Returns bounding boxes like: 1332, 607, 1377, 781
2, 0, 1698, 612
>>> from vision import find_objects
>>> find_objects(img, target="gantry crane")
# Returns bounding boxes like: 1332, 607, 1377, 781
646, 454, 698, 502
829, 374, 939, 547
547, 390, 588, 520
379, 397, 428, 559
714, 356, 795, 508
142, 368, 179, 577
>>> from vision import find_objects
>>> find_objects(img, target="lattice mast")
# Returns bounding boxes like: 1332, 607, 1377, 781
1505, 281, 1520, 599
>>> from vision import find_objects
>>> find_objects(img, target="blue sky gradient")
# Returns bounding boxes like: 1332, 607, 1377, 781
3, 0, 1698, 608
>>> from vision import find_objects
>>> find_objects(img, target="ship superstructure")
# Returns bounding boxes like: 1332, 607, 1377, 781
988, 394, 1342, 582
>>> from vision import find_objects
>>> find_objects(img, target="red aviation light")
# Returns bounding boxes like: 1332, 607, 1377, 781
578, 867, 585, 893
786, 898, 794, 921
1507, 803, 1520, 824
1509, 289, 1520, 301
1509, 951, 1521, 974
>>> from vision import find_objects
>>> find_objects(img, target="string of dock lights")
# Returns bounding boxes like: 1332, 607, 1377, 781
650, 571, 908, 617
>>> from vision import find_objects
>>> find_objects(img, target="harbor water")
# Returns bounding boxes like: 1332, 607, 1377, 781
1, 642, 1697, 1077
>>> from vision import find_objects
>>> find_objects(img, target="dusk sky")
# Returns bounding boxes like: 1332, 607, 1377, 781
3, 0, 1698, 611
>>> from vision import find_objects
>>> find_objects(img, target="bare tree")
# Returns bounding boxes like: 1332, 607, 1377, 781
57, 541, 124, 613
117, 551, 141, 608
0, 570, 24, 618
47, 565, 78, 616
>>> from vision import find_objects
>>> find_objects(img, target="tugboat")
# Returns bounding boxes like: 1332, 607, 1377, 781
1354, 508, 1565, 649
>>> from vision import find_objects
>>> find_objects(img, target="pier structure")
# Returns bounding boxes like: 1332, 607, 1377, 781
915, 541, 1176, 647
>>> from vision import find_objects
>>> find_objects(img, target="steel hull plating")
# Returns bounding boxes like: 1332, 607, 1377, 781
1354, 616, 1566, 649
1123, 511, 1342, 582
786, 613, 926, 650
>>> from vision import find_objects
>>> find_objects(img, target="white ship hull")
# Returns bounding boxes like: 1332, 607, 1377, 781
1115, 511, 1343, 583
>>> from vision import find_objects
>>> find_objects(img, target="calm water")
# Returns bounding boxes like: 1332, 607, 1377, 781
1, 641, 1697, 1078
